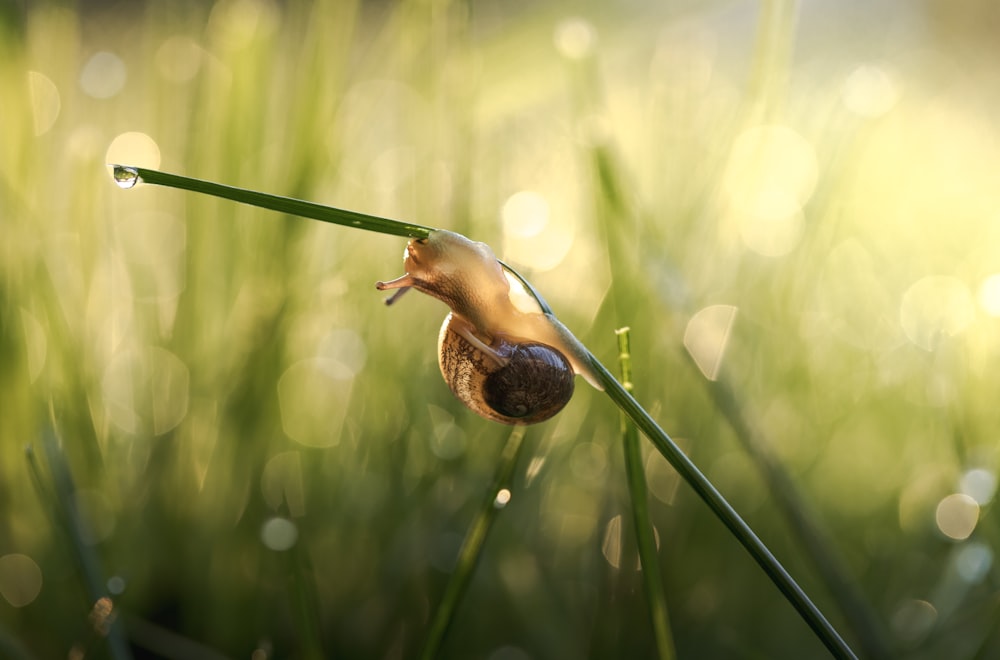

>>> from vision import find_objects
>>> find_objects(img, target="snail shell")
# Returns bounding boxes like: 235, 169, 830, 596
438, 313, 575, 425
376, 229, 600, 425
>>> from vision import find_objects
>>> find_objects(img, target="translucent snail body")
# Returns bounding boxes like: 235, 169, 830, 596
376, 230, 600, 425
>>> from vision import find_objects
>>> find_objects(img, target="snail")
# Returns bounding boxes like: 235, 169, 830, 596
376, 230, 601, 425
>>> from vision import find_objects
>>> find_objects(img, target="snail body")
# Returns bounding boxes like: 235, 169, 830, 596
376, 229, 600, 425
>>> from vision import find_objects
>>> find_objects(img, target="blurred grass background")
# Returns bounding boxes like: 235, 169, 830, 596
3, 0, 1000, 658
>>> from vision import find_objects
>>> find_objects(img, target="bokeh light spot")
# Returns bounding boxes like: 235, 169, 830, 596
724, 126, 818, 240
0, 554, 43, 607
105, 132, 161, 170
684, 305, 737, 381
493, 488, 512, 509
646, 447, 684, 505
935, 493, 979, 540
27, 71, 60, 136
318, 328, 367, 377
569, 442, 608, 484
891, 599, 936, 643
601, 514, 625, 569
502, 191, 549, 238
843, 64, 899, 118
554, 18, 596, 60
428, 406, 467, 460
102, 346, 190, 435
900, 276, 975, 351
954, 541, 993, 584
156, 36, 204, 83
106, 576, 127, 595
80, 51, 127, 99
260, 517, 298, 551
959, 468, 996, 505
501, 192, 575, 272
738, 204, 804, 257
277, 358, 353, 448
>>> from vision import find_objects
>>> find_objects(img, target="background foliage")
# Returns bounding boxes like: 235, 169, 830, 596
3, 0, 1000, 658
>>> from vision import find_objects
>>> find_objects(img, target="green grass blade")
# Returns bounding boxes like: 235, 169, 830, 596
587, 353, 858, 660
616, 327, 676, 660
110, 166, 435, 239
31, 432, 134, 660
419, 426, 527, 660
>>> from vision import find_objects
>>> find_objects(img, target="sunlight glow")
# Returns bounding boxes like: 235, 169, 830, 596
0, 554, 42, 607
900, 276, 975, 351
976, 273, 1000, 316
843, 64, 899, 118
935, 493, 979, 541
502, 191, 549, 238
501, 191, 575, 272
105, 132, 161, 170
724, 125, 817, 256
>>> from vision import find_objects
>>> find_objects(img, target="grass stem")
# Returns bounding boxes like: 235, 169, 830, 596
419, 426, 528, 660
616, 328, 676, 660
587, 353, 857, 660
111, 166, 435, 239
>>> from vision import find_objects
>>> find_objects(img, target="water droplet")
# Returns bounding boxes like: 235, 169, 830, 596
112, 165, 139, 189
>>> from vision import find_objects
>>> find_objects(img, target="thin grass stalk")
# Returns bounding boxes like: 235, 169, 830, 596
587, 353, 856, 659
419, 426, 527, 660
616, 327, 676, 660
287, 540, 325, 660
28, 431, 134, 660
111, 169, 856, 658
111, 166, 434, 239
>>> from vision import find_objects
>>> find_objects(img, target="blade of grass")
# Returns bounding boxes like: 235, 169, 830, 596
110, 166, 435, 239
286, 537, 325, 660
616, 327, 676, 660
28, 431, 134, 660
419, 426, 527, 660
588, 352, 857, 660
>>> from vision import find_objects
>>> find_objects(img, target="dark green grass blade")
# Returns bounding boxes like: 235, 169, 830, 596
111, 166, 435, 239
28, 432, 133, 660
419, 427, 527, 660
617, 327, 676, 660
587, 353, 858, 660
